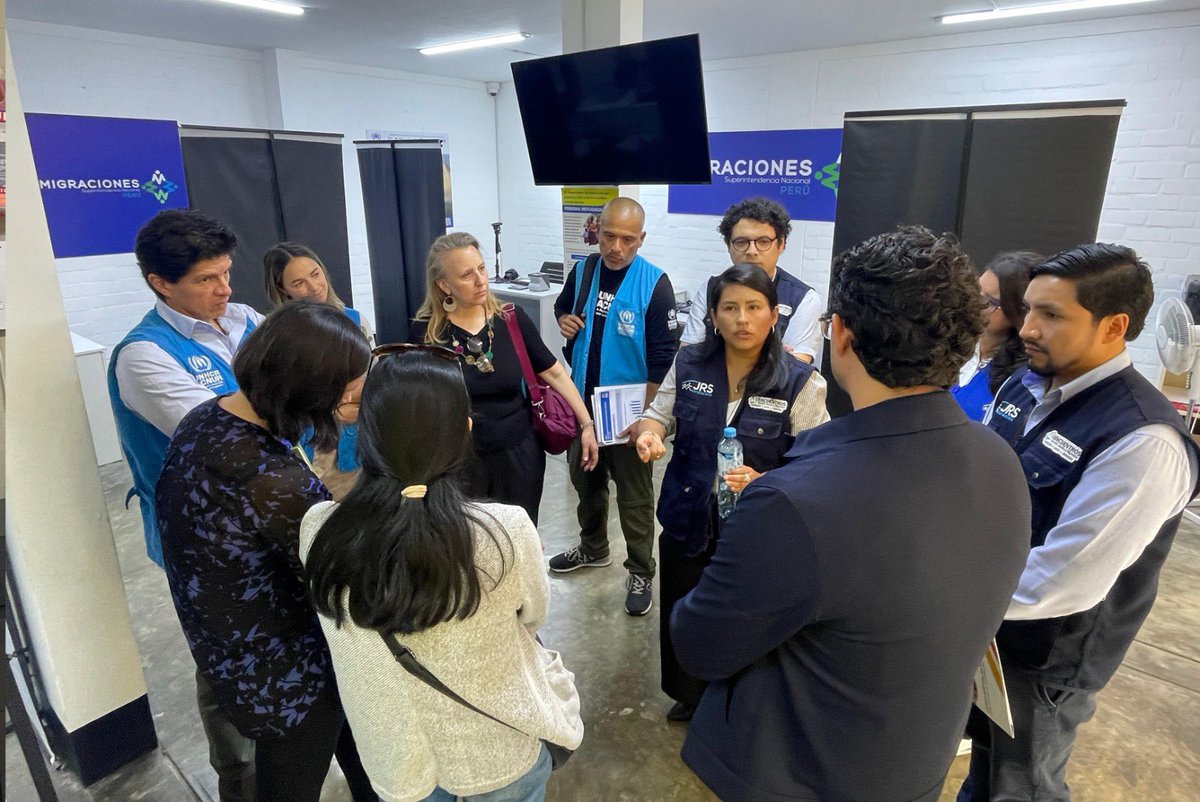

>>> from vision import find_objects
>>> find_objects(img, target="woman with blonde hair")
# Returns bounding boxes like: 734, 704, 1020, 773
264, 242, 375, 347
411, 232, 598, 524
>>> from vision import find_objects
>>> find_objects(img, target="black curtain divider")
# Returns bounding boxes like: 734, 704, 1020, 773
823, 101, 1124, 417
356, 141, 447, 343
180, 127, 351, 315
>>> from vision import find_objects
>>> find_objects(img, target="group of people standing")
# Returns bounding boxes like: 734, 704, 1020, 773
105, 194, 1197, 802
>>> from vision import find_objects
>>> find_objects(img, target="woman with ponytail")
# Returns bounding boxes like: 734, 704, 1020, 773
300, 348, 583, 802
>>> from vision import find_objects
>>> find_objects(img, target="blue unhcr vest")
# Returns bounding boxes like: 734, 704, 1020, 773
698, 267, 813, 344
950, 361, 995, 422
657, 345, 814, 556
107, 309, 252, 568
988, 364, 1200, 689
569, 254, 663, 397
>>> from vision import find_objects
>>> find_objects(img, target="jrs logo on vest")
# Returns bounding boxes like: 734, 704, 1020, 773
682, 379, 714, 397
995, 401, 1022, 421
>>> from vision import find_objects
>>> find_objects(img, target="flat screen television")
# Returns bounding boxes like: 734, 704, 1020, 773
511, 34, 711, 186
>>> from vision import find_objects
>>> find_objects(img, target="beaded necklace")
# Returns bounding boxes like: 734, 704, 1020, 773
449, 318, 495, 373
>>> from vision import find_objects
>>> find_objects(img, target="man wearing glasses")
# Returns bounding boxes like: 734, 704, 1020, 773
680, 198, 823, 365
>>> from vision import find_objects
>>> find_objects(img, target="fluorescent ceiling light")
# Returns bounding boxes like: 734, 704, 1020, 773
940, 0, 1156, 25
420, 32, 530, 55
212, 0, 305, 16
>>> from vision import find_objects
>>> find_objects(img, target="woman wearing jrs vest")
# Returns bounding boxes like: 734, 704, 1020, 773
264, 242, 377, 498
632, 264, 829, 722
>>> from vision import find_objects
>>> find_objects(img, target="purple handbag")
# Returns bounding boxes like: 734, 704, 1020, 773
504, 306, 578, 455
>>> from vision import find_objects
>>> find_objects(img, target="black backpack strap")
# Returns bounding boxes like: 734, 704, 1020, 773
380, 632, 527, 735
572, 253, 602, 318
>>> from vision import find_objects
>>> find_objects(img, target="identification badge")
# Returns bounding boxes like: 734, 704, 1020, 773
777, 303, 793, 317
748, 396, 788, 413
1042, 430, 1082, 463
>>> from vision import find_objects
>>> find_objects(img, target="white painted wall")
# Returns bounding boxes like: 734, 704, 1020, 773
7, 20, 501, 349
497, 9, 1200, 380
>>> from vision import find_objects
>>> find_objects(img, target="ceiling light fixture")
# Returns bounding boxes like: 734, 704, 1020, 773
940, 0, 1156, 25
420, 32, 530, 55
212, 0, 305, 16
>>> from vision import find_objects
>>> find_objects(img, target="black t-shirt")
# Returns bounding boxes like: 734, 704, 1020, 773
554, 260, 678, 414
409, 306, 556, 453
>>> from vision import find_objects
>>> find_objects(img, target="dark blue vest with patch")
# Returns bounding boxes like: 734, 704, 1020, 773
657, 345, 814, 556
699, 268, 813, 343
988, 364, 1200, 689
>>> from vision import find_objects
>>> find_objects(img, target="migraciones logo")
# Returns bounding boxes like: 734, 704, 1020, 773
814, 155, 841, 197
142, 170, 179, 204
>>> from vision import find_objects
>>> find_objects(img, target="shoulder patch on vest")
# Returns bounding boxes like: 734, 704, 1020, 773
748, 396, 788, 413
1042, 430, 1082, 463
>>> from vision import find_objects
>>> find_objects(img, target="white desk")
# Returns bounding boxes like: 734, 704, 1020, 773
491, 283, 567, 360
72, 333, 123, 466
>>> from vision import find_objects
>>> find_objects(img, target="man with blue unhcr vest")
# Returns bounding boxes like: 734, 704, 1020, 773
680, 197, 823, 364
960, 244, 1200, 801
107, 209, 262, 801
549, 197, 679, 616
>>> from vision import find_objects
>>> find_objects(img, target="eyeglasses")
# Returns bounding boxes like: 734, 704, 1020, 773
981, 293, 1002, 314
819, 314, 832, 340
729, 236, 780, 253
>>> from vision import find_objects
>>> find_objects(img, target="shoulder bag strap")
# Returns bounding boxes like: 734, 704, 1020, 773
380, 632, 531, 737
503, 305, 544, 406
572, 252, 601, 318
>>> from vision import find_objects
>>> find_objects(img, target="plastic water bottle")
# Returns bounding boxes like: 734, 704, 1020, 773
716, 427, 744, 519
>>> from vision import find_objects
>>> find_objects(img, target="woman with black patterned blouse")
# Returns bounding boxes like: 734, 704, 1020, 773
156, 302, 375, 802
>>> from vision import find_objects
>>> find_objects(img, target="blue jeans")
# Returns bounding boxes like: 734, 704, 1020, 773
421, 744, 552, 802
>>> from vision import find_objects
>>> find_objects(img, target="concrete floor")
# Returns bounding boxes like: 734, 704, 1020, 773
6, 453, 1200, 801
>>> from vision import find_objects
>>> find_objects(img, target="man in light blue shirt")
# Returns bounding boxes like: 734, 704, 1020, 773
107, 209, 262, 801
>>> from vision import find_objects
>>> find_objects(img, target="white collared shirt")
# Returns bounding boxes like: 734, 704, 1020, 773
989, 352, 1198, 620
681, 273, 825, 364
114, 300, 265, 437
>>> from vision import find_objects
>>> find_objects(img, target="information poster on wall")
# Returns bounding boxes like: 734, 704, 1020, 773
366, 129, 454, 227
667, 129, 843, 222
27, 114, 189, 258
562, 186, 618, 274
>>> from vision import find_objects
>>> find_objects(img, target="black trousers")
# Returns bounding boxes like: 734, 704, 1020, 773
466, 432, 546, 524
659, 506, 720, 706
570, 440, 657, 577
957, 663, 1097, 802
253, 690, 376, 802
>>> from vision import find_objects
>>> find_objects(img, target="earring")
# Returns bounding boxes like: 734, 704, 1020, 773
442, 295, 457, 312
713, 326, 720, 336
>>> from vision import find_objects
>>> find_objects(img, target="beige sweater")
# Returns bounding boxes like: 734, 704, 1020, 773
299, 501, 584, 802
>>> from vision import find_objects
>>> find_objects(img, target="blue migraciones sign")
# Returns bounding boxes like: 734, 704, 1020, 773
667, 128, 842, 222
28, 114, 189, 258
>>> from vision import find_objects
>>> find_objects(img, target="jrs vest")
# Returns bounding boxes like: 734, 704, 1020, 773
697, 268, 813, 343
107, 309, 252, 568
988, 364, 1200, 689
569, 254, 663, 397
657, 345, 814, 556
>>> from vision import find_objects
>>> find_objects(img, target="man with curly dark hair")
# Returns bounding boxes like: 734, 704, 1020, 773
680, 197, 824, 364
671, 226, 1031, 802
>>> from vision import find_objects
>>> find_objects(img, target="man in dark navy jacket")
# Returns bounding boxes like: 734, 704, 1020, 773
671, 226, 1032, 802
960, 245, 1200, 801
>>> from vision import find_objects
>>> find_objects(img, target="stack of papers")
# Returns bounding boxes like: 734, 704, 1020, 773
591, 384, 645, 446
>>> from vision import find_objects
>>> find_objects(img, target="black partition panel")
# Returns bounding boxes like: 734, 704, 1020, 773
822, 102, 1123, 418
271, 138, 354, 305
356, 142, 446, 343
181, 135, 284, 313
959, 115, 1120, 265
181, 128, 349, 315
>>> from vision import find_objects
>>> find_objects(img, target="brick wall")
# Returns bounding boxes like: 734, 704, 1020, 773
497, 10, 1200, 381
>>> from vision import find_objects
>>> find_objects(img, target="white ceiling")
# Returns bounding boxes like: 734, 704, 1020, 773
10, 0, 1200, 82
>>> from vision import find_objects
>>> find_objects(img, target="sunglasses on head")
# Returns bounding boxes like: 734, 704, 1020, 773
370, 342, 460, 364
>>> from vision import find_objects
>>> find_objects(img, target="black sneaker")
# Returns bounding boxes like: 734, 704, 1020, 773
666, 701, 696, 722
625, 574, 653, 616
548, 547, 613, 573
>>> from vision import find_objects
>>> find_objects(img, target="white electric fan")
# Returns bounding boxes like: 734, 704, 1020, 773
1157, 283, 1200, 527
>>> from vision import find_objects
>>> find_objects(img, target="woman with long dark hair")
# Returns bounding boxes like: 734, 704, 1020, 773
301, 348, 583, 802
411, 232, 598, 524
630, 264, 829, 722
156, 302, 375, 802
951, 251, 1041, 421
